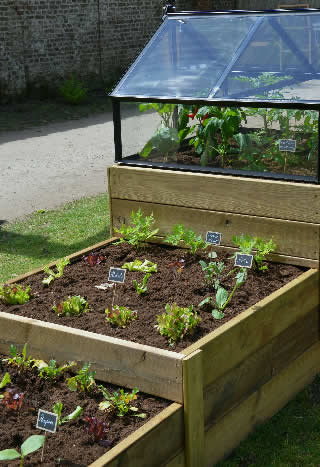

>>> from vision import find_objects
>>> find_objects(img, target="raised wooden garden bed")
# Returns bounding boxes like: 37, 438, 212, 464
1, 233, 319, 465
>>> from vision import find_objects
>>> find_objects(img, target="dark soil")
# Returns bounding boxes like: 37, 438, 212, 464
0, 357, 170, 466
0, 242, 305, 352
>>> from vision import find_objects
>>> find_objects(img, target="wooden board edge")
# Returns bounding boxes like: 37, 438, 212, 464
181, 268, 318, 357
107, 167, 114, 238
89, 403, 183, 467
2, 237, 119, 286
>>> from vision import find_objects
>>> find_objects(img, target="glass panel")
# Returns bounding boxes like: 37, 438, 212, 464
120, 101, 318, 182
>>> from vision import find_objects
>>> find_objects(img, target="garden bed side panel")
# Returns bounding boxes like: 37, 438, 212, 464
108, 166, 320, 267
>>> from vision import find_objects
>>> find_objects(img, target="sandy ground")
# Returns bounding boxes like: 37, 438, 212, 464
0, 107, 158, 222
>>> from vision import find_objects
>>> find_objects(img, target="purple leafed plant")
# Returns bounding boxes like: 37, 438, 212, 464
84, 416, 112, 447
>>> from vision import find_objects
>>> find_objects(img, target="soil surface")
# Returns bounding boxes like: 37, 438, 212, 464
0, 242, 305, 352
0, 356, 169, 466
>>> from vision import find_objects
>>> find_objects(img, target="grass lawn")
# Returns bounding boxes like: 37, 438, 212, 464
0, 193, 110, 283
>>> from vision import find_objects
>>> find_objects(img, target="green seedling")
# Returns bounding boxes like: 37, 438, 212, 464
0, 373, 11, 399
4, 344, 35, 371
199, 258, 225, 289
199, 269, 247, 319
0, 284, 32, 305
52, 402, 83, 425
99, 385, 146, 418
42, 257, 70, 286
67, 362, 96, 393
132, 273, 151, 296
105, 305, 137, 328
155, 303, 201, 346
165, 223, 210, 255
114, 209, 159, 249
52, 295, 89, 317
0, 434, 45, 466
232, 234, 276, 271
122, 259, 157, 273
39, 360, 76, 381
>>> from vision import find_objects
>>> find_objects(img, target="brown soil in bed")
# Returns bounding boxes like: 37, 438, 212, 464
0, 242, 305, 352
0, 357, 169, 466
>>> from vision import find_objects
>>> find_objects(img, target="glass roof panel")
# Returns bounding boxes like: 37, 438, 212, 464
111, 11, 320, 103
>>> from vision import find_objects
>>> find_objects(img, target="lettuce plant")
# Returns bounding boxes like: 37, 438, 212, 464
132, 273, 151, 296
52, 402, 83, 425
82, 252, 106, 266
122, 259, 157, 273
232, 234, 276, 271
1, 388, 24, 411
0, 284, 32, 305
39, 360, 76, 381
4, 344, 35, 371
105, 305, 137, 328
114, 209, 159, 249
168, 259, 185, 276
155, 303, 201, 346
165, 223, 209, 255
0, 372, 11, 391
52, 295, 89, 317
99, 385, 146, 418
42, 257, 70, 286
84, 417, 111, 447
0, 435, 45, 465
67, 362, 96, 393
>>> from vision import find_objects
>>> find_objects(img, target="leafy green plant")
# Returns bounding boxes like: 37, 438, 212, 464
59, 75, 88, 105
132, 273, 151, 296
67, 362, 96, 393
155, 303, 201, 346
122, 259, 157, 273
105, 305, 137, 328
165, 223, 209, 255
115, 209, 159, 249
0, 373, 11, 391
232, 234, 276, 271
52, 295, 89, 317
4, 344, 35, 371
199, 269, 247, 319
39, 360, 76, 381
0, 284, 32, 305
199, 257, 225, 289
52, 402, 83, 425
0, 434, 45, 466
42, 257, 70, 286
99, 385, 146, 418
139, 103, 177, 128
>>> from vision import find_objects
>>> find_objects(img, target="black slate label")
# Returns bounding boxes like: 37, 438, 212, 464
206, 231, 222, 245
279, 139, 296, 152
235, 253, 253, 268
36, 409, 58, 433
108, 267, 126, 284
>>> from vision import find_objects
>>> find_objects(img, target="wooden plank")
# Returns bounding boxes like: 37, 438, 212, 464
203, 309, 319, 427
111, 198, 320, 260
0, 312, 184, 402
109, 166, 320, 223
89, 403, 184, 467
203, 341, 320, 466
181, 269, 319, 388
183, 350, 205, 467
2, 237, 118, 286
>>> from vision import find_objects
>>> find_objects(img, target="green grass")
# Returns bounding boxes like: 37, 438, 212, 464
0, 193, 110, 283
217, 375, 320, 467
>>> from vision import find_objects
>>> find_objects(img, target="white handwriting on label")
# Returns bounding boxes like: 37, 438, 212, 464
39, 416, 54, 427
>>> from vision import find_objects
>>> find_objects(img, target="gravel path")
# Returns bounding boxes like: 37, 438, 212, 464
0, 108, 156, 222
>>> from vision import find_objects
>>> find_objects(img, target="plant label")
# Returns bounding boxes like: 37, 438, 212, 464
108, 267, 126, 284
235, 253, 253, 268
279, 139, 296, 152
206, 231, 222, 245
36, 409, 58, 433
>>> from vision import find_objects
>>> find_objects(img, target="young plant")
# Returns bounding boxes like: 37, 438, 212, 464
99, 385, 146, 418
132, 273, 151, 296
67, 362, 96, 393
165, 223, 210, 255
168, 259, 185, 277
114, 209, 159, 249
0, 435, 45, 465
155, 303, 201, 346
232, 234, 276, 271
199, 269, 247, 319
52, 402, 83, 425
4, 344, 35, 371
199, 258, 225, 289
52, 295, 89, 317
0, 373, 11, 392
105, 306, 137, 328
1, 388, 24, 411
59, 75, 88, 105
122, 259, 157, 273
82, 253, 106, 266
39, 360, 76, 381
42, 257, 70, 286
83, 417, 111, 447
0, 284, 32, 305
